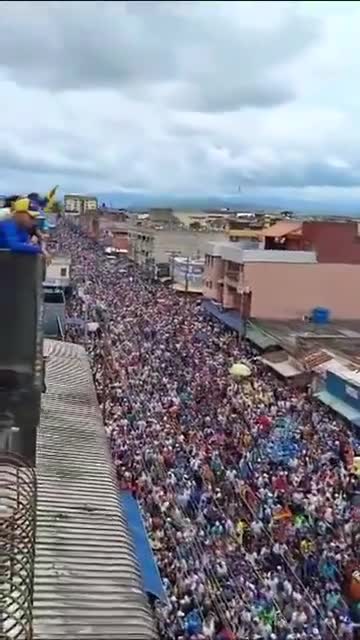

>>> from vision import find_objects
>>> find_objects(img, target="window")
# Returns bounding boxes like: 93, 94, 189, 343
60, 268, 67, 277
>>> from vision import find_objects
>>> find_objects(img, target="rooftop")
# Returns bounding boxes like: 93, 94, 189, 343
262, 220, 303, 238
34, 339, 155, 640
64, 194, 97, 200
206, 242, 317, 264
253, 318, 360, 361
49, 254, 71, 265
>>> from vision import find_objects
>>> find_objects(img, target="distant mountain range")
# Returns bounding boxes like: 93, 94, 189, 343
95, 191, 360, 216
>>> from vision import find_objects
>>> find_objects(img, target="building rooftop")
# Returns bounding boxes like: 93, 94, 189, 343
206, 242, 317, 264
253, 318, 360, 361
34, 339, 156, 640
49, 255, 71, 264
64, 194, 97, 199
262, 221, 302, 238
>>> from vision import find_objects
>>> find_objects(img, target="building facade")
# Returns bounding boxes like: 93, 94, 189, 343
64, 194, 98, 216
173, 257, 204, 293
45, 255, 71, 289
263, 219, 360, 263
203, 242, 360, 320
128, 228, 226, 269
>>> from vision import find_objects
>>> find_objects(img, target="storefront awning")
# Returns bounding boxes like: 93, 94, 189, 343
202, 299, 243, 332
120, 491, 166, 603
315, 389, 360, 427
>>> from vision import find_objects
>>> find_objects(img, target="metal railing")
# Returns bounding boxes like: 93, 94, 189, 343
0, 453, 36, 640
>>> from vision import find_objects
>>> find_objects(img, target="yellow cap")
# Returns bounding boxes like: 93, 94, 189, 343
13, 198, 39, 218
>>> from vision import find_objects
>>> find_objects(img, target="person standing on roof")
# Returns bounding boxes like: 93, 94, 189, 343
0, 197, 43, 254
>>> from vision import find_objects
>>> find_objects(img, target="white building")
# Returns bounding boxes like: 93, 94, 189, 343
64, 194, 98, 216
45, 255, 71, 288
173, 256, 204, 293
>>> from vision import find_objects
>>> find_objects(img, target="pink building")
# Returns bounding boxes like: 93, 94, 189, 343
203, 242, 360, 320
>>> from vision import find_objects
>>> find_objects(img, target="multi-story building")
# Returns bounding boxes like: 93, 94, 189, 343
203, 241, 360, 321
263, 219, 360, 263
64, 194, 98, 216
44, 255, 71, 289
128, 227, 226, 272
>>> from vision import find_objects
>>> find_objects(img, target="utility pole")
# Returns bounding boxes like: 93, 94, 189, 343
168, 251, 180, 281
184, 256, 190, 296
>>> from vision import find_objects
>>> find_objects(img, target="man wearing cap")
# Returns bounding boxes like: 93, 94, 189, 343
0, 197, 43, 254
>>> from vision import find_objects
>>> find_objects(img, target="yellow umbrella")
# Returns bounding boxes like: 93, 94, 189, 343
229, 362, 251, 379
352, 456, 360, 477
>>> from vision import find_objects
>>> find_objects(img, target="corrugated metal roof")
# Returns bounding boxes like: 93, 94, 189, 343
33, 339, 156, 640
245, 324, 278, 350
262, 221, 303, 238
261, 355, 302, 378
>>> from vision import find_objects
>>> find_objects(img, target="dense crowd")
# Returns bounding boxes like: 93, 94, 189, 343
55, 220, 360, 640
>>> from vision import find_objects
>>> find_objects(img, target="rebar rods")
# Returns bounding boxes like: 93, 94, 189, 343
0, 453, 36, 640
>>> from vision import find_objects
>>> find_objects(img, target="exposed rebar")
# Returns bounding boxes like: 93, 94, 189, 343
0, 453, 36, 640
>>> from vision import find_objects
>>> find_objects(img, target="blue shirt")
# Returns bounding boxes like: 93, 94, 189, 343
0, 218, 41, 254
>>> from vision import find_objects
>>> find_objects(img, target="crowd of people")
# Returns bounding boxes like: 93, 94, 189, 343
54, 220, 360, 640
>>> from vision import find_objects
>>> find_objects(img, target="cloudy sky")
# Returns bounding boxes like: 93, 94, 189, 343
0, 0, 359, 203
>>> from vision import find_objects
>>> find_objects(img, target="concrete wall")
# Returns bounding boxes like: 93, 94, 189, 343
302, 221, 360, 263
153, 230, 226, 262
203, 257, 224, 302
246, 262, 360, 320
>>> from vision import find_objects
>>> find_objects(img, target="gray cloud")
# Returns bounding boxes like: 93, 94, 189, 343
0, 1, 318, 113
0, 1, 358, 198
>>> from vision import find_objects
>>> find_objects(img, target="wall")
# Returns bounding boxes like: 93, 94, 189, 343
0, 252, 43, 464
173, 257, 204, 291
326, 371, 360, 411
203, 256, 224, 302
45, 261, 70, 287
111, 233, 129, 252
153, 230, 226, 263
302, 221, 360, 263
245, 262, 360, 320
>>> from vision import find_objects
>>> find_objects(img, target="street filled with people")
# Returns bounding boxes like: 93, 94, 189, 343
55, 220, 360, 640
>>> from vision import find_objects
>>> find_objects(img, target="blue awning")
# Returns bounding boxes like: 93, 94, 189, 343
202, 299, 243, 332
120, 491, 166, 603
315, 390, 360, 427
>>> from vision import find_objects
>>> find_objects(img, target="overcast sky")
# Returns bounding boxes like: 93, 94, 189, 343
0, 0, 359, 201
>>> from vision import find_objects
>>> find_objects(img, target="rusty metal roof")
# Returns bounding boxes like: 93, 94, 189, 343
262, 221, 302, 238
33, 340, 157, 640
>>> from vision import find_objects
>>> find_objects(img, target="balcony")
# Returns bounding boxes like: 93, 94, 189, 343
0, 251, 43, 465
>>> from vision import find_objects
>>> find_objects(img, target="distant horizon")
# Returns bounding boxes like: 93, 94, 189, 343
94, 190, 360, 217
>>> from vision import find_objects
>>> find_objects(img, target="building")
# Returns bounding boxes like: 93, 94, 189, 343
203, 241, 360, 322
64, 194, 98, 216
172, 256, 204, 293
44, 255, 71, 289
147, 208, 178, 225
263, 219, 360, 263
226, 214, 265, 244
128, 227, 226, 273
314, 360, 360, 427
